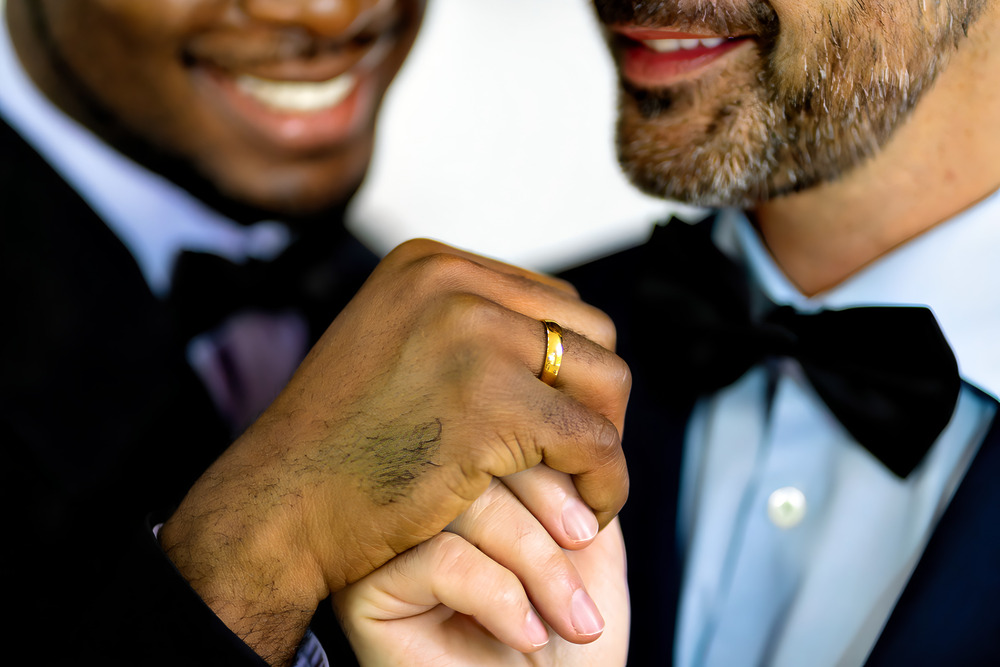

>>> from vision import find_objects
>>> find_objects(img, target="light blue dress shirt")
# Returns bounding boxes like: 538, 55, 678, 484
676, 197, 1000, 667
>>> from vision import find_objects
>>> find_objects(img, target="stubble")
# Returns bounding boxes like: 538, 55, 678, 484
598, 0, 988, 207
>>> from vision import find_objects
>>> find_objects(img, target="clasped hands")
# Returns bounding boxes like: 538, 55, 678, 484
160, 239, 632, 665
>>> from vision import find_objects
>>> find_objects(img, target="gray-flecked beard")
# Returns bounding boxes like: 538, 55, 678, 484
606, 0, 987, 208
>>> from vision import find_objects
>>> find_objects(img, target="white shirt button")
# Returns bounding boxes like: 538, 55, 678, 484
768, 486, 807, 529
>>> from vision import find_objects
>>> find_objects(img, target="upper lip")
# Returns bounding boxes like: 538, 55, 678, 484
612, 26, 752, 41
184, 15, 403, 82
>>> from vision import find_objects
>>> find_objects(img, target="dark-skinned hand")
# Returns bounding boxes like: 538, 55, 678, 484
159, 239, 631, 665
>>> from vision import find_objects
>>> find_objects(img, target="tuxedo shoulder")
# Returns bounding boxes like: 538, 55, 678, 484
557, 233, 655, 313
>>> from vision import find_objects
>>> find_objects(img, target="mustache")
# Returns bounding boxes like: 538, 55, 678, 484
592, 0, 779, 38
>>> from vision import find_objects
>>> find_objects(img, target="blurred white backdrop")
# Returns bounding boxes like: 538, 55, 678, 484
348, 0, 692, 271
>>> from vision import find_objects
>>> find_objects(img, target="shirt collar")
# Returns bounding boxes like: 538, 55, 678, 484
715, 189, 1000, 400
0, 1, 293, 298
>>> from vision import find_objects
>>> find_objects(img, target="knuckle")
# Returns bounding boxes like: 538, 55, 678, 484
387, 238, 452, 263
426, 532, 473, 570
577, 416, 625, 482
589, 305, 619, 351
618, 357, 633, 391
594, 417, 624, 459
550, 275, 581, 297
459, 433, 537, 486
439, 464, 494, 508
614, 356, 633, 402
594, 443, 630, 515
535, 549, 579, 586
434, 290, 505, 331
411, 292, 504, 376
405, 251, 484, 295
583, 352, 631, 428
413, 290, 507, 353
498, 431, 543, 472
491, 570, 527, 609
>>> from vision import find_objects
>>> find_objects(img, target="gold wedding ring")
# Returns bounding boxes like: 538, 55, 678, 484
540, 320, 564, 386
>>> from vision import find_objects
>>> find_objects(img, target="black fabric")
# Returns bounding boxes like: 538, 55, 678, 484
81, 515, 271, 665
2, 118, 368, 665
632, 218, 961, 478
561, 226, 1000, 666
169, 224, 376, 342
562, 239, 693, 667
867, 388, 1000, 665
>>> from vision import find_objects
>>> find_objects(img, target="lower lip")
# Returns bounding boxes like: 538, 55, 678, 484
619, 38, 751, 88
197, 66, 376, 153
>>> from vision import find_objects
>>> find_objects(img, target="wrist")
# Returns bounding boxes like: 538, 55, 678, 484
160, 484, 328, 665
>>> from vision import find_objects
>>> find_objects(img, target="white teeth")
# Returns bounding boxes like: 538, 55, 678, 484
645, 39, 681, 53
235, 72, 357, 112
643, 37, 728, 53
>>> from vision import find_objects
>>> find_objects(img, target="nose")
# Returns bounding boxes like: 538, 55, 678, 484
238, 0, 385, 38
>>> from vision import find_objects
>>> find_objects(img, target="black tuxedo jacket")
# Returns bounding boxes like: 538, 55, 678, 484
2, 119, 369, 664
562, 233, 1000, 666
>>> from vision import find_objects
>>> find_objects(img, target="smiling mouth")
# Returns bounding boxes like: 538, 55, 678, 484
186, 22, 405, 153
612, 28, 755, 87
228, 29, 395, 114
185, 10, 405, 112
235, 71, 359, 112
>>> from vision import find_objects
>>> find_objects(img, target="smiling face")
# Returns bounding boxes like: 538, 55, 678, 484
15, 0, 425, 217
595, 0, 988, 208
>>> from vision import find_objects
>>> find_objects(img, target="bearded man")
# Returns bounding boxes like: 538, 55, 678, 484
560, 0, 1000, 664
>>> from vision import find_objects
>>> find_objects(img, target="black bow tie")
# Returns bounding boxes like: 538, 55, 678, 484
167, 226, 378, 341
636, 217, 961, 478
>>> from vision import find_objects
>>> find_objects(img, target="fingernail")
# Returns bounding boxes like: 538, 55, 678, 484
562, 498, 599, 543
571, 588, 605, 637
525, 610, 550, 648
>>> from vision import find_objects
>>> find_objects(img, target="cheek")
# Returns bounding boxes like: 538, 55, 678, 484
48, 1, 188, 79
88, 0, 227, 33
49, 1, 216, 133
765, 0, 929, 108
766, 1, 849, 100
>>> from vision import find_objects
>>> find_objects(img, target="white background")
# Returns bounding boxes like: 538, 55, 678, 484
348, 0, 693, 271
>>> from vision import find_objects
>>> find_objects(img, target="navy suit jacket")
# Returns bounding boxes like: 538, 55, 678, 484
561, 232, 1000, 665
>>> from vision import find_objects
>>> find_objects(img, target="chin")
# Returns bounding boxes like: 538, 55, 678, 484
210, 157, 369, 221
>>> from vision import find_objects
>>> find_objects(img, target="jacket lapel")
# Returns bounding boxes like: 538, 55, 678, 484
864, 400, 1000, 665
